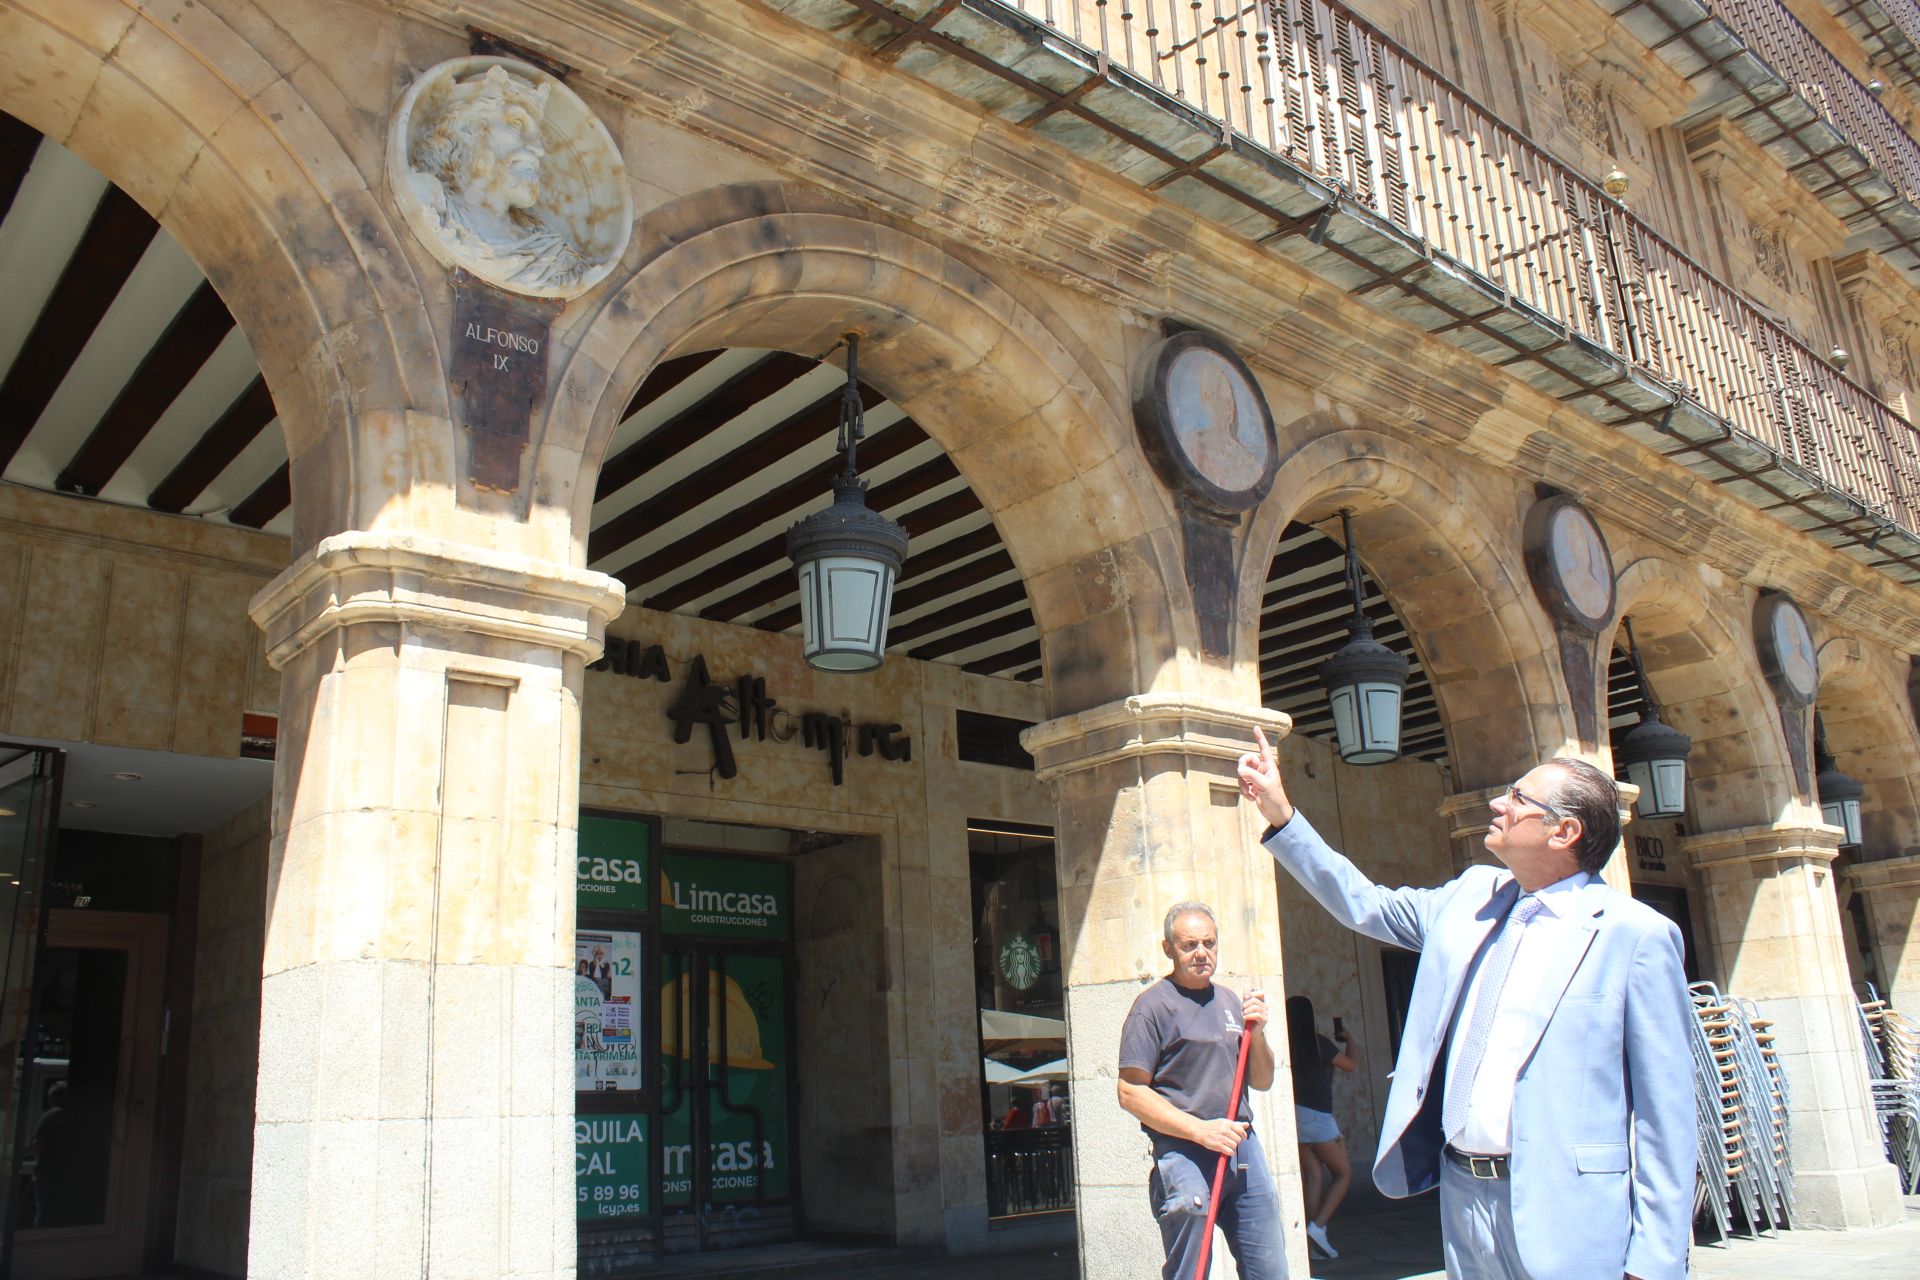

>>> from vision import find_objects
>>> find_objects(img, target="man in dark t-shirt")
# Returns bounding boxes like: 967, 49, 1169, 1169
1118, 901, 1287, 1280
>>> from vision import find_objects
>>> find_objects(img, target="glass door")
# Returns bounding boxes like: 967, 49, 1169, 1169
0, 746, 60, 1275
8, 910, 167, 1280
659, 944, 794, 1253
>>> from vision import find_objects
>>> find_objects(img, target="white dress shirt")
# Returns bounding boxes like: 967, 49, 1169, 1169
1445, 870, 1592, 1155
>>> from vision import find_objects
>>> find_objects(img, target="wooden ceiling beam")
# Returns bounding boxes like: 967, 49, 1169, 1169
57, 282, 235, 496
886, 579, 1030, 646
588, 381, 882, 563
229, 461, 290, 529
612, 417, 927, 591
0, 186, 159, 472
655, 455, 963, 616
617, 349, 722, 423
0, 114, 40, 225
148, 375, 277, 513
595, 351, 815, 501
908, 607, 1033, 661
964, 639, 1042, 676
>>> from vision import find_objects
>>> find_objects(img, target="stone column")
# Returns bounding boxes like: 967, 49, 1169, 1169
1023, 695, 1306, 1280
1844, 853, 1920, 1019
1680, 823, 1903, 1228
246, 533, 625, 1279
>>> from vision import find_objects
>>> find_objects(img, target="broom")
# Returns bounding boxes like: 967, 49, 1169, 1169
1191, 1013, 1257, 1280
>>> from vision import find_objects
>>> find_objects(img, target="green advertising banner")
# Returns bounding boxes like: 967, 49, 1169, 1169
659, 853, 791, 942
576, 1111, 650, 1221
659, 952, 791, 1206
577, 814, 651, 913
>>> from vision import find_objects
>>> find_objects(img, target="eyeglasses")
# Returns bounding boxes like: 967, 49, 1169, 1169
1505, 785, 1564, 821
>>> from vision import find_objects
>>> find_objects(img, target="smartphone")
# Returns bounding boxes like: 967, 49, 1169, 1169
1332, 1016, 1346, 1039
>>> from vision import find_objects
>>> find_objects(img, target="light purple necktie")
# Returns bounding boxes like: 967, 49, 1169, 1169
1443, 894, 1543, 1142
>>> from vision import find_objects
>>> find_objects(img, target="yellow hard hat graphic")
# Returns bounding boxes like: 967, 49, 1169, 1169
660, 972, 775, 1070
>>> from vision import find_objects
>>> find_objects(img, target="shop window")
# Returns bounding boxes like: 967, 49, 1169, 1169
969, 820, 1070, 1218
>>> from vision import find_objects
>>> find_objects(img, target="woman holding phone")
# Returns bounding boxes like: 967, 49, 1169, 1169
1286, 995, 1358, 1260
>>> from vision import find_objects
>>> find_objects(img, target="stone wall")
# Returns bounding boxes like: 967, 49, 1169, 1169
0, 485, 282, 749
175, 794, 270, 1275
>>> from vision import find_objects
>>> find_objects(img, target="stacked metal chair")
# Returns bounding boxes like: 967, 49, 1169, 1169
1857, 987, 1920, 1194
1688, 981, 1797, 1241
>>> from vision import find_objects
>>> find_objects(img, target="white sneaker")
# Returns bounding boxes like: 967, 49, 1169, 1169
1305, 1221, 1338, 1259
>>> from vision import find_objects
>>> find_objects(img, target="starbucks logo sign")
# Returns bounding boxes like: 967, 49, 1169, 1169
999, 934, 1042, 990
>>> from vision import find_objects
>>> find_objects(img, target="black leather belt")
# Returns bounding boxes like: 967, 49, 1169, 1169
1442, 1144, 1509, 1180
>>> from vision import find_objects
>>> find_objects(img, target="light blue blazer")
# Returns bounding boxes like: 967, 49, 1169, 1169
1266, 813, 1695, 1280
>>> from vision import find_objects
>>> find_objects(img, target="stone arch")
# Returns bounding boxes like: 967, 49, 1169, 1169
1602, 556, 1792, 833
0, 0, 443, 552
545, 182, 1183, 708
1816, 636, 1920, 859
1241, 422, 1569, 788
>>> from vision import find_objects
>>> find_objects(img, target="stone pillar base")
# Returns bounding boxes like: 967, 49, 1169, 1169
1789, 1160, 1904, 1230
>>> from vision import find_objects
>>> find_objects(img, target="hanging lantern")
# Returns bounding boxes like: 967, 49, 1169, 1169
1317, 511, 1409, 764
1814, 717, 1865, 848
1615, 619, 1692, 820
786, 334, 909, 672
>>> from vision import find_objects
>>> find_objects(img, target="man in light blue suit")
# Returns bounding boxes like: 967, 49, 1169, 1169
1237, 729, 1694, 1280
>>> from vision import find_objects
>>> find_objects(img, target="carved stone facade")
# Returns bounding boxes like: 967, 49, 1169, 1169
0, 2, 1915, 1279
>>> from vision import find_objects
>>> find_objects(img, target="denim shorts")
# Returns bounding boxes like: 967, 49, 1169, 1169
1295, 1105, 1341, 1144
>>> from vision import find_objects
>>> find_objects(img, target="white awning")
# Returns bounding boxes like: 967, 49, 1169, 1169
979, 1008, 1066, 1043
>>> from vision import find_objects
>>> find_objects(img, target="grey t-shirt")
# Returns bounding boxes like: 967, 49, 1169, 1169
1118, 978, 1247, 1127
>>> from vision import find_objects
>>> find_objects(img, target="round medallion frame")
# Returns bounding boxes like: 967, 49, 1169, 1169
1522, 494, 1616, 633
1132, 329, 1279, 515
1754, 592, 1819, 708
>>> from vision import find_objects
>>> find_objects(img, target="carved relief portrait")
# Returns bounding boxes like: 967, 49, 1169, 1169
389, 57, 631, 299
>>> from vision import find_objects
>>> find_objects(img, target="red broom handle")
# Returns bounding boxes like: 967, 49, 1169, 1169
1192, 1017, 1256, 1280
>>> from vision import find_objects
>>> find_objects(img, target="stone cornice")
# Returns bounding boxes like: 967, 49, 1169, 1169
1020, 694, 1289, 783
1843, 851, 1920, 893
0, 480, 286, 580
249, 531, 627, 670
1679, 821, 1843, 871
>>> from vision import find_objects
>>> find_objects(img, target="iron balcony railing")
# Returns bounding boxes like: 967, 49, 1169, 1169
1711, 0, 1920, 207
984, 0, 1920, 532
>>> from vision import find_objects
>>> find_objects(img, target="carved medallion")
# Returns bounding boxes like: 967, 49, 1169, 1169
1560, 74, 1613, 153
1752, 223, 1792, 292
1523, 494, 1616, 633
389, 56, 631, 299
1133, 328, 1279, 515
1755, 592, 1819, 708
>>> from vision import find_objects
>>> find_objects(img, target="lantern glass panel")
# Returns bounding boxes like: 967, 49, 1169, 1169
1821, 796, 1863, 847
1626, 756, 1688, 820
799, 554, 897, 671
1329, 681, 1403, 764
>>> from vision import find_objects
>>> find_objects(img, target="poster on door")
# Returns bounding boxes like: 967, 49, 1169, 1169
575, 929, 644, 1092
576, 1111, 649, 1221
658, 952, 790, 1204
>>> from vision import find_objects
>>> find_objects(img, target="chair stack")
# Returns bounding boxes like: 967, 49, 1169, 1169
1688, 981, 1797, 1241
1857, 989, 1920, 1194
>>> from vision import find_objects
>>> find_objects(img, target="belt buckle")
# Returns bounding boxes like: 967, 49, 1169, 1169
1467, 1154, 1501, 1180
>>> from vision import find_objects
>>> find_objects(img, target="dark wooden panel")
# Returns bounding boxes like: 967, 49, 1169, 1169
0, 186, 159, 472
587, 383, 883, 563
610, 419, 928, 590
147, 375, 277, 513
229, 461, 290, 528
57, 282, 235, 495
890, 539, 1012, 612
594, 351, 814, 501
